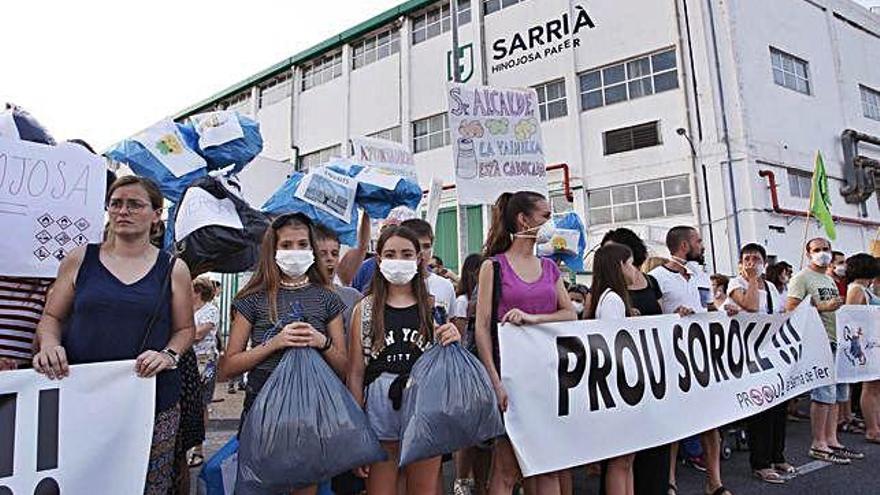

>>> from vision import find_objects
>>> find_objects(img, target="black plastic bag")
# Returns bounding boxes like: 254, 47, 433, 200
236, 348, 386, 494
398, 343, 504, 466
170, 176, 269, 276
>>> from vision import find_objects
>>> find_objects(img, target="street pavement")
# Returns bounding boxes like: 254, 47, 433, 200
193, 383, 880, 494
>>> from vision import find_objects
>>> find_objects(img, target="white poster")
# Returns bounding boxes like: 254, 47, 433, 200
295, 166, 358, 222
447, 83, 548, 205
0, 112, 19, 140
0, 138, 106, 278
350, 136, 418, 184
353, 166, 402, 191
174, 187, 244, 241
836, 306, 880, 383
424, 176, 443, 229
499, 301, 833, 477
133, 119, 207, 177
0, 360, 155, 494
190, 111, 244, 149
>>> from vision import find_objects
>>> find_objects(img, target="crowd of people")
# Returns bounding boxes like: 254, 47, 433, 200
1, 175, 879, 495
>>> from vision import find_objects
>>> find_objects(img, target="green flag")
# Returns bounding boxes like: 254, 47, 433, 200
810, 151, 836, 240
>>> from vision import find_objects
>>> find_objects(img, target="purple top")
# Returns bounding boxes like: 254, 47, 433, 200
496, 253, 561, 319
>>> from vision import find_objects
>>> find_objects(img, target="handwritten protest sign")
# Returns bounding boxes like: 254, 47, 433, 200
447, 83, 548, 205
295, 166, 358, 222
174, 187, 244, 241
350, 136, 418, 185
0, 138, 106, 278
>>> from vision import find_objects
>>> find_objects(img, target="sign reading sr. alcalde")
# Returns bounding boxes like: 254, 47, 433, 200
490, 5, 596, 74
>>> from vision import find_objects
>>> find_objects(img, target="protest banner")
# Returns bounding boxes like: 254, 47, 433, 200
835, 305, 880, 383
0, 138, 106, 278
295, 166, 358, 222
499, 301, 833, 476
350, 136, 418, 184
447, 83, 548, 205
132, 118, 206, 178
0, 360, 155, 494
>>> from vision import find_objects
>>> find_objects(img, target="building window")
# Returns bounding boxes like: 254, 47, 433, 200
412, 0, 471, 45
861, 85, 880, 121
483, 0, 526, 15
413, 113, 450, 153
788, 169, 812, 199
579, 48, 679, 111
603, 121, 661, 155
589, 175, 692, 225
299, 144, 341, 171
301, 52, 343, 91
369, 126, 403, 143
770, 48, 810, 95
258, 71, 292, 108
222, 91, 251, 115
535, 79, 568, 121
352, 27, 401, 70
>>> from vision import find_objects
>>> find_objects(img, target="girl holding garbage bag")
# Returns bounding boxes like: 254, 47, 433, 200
347, 225, 461, 495
475, 191, 577, 495
219, 212, 348, 494
32, 176, 195, 495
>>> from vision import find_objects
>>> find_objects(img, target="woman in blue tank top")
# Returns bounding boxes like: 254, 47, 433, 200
33, 176, 195, 495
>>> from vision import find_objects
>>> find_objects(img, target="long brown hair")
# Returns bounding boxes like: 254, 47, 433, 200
483, 191, 546, 257
235, 213, 329, 322
457, 253, 484, 297
367, 226, 434, 352
587, 243, 634, 319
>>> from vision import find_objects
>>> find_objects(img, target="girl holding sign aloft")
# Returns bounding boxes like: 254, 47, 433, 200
475, 191, 577, 495
347, 225, 461, 495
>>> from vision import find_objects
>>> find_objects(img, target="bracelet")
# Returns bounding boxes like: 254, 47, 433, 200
319, 334, 333, 352
161, 348, 180, 369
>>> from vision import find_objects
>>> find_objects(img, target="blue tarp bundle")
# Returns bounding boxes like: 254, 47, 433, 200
183, 113, 263, 174
328, 162, 422, 220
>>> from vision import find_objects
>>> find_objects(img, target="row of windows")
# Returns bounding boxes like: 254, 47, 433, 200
483, 0, 526, 16
589, 175, 693, 225
301, 52, 343, 91
413, 113, 450, 153
352, 27, 401, 70
862, 85, 880, 122
412, 0, 471, 45
259, 71, 293, 108
298, 144, 342, 171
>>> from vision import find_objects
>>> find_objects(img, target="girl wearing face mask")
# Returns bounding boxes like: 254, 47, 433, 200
567, 285, 590, 320
589, 243, 641, 495
221, 213, 347, 494
347, 226, 460, 495
475, 192, 577, 495
844, 254, 880, 443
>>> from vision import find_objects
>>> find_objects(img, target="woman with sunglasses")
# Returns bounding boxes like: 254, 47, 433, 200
220, 213, 348, 495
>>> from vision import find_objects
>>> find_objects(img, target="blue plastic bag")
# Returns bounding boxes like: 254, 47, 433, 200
261, 171, 358, 245
198, 436, 238, 495
398, 343, 504, 466
236, 348, 386, 494
183, 112, 263, 174
328, 162, 422, 219
540, 212, 587, 272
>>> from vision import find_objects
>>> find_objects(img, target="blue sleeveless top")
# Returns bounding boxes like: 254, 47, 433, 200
63, 244, 179, 412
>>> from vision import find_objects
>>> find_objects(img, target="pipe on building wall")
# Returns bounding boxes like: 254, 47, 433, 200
759, 170, 880, 227
840, 129, 880, 208
423, 163, 574, 203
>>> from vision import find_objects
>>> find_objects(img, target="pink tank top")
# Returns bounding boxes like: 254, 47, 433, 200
496, 253, 561, 319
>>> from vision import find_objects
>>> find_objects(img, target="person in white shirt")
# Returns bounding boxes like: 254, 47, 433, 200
649, 226, 733, 495
587, 243, 641, 495
401, 219, 456, 324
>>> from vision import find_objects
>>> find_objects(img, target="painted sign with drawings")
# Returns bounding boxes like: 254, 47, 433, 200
295, 166, 358, 222
447, 83, 547, 205
0, 137, 106, 278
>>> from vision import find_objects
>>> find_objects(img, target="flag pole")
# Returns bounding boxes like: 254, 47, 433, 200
799, 156, 818, 270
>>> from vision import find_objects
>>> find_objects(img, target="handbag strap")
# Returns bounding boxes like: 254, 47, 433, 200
139, 253, 177, 353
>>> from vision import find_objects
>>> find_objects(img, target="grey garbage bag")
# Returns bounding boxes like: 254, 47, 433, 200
398, 343, 504, 467
236, 348, 386, 494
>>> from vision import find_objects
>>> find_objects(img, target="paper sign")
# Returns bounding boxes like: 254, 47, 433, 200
0, 112, 19, 140
132, 119, 206, 177
836, 306, 880, 383
447, 83, 548, 205
190, 111, 245, 149
295, 166, 357, 222
174, 187, 244, 241
425, 176, 443, 229
350, 136, 418, 184
0, 360, 155, 494
353, 166, 402, 191
0, 138, 106, 277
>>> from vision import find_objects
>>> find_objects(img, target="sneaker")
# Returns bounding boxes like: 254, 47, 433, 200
830, 445, 865, 460
809, 447, 851, 465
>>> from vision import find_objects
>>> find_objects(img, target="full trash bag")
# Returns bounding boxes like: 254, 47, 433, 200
236, 348, 386, 494
170, 176, 269, 276
198, 435, 238, 495
262, 171, 358, 245
398, 343, 504, 467
183, 111, 263, 174
0, 103, 56, 144
328, 162, 422, 219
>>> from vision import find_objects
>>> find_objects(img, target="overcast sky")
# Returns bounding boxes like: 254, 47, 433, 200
1, 0, 877, 151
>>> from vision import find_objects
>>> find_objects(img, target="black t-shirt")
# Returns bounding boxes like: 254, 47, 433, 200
629, 274, 663, 317
364, 304, 432, 385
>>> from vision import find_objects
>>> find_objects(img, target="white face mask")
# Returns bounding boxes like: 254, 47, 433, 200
811, 251, 833, 267
572, 301, 584, 314
380, 259, 419, 285
275, 249, 314, 278
518, 220, 556, 245
834, 265, 846, 278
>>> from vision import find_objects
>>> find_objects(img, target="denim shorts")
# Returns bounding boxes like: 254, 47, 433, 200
811, 382, 850, 404
365, 372, 402, 442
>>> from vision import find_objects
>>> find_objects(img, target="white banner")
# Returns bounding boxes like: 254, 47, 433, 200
424, 176, 443, 230
190, 111, 244, 149
500, 301, 833, 477
174, 187, 244, 241
295, 166, 358, 222
133, 119, 206, 177
350, 136, 417, 184
447, 83, 548, 205
836, 305, 880, 383
0, 138, 106, 278
0, 360, 155, 494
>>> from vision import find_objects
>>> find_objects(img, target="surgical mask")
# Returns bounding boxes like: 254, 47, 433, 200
517, 220, 556, 245
275, 249, 314, 278
380, 259, 419, 285
834, 265, 846, 278
754, 263, 765, 276
572, 301, 584, 314
811, 251, 833, 267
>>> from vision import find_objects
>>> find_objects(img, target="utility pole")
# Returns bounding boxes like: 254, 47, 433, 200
451, 0, 469, 269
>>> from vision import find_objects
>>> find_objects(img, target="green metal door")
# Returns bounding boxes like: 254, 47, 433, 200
433, 206, 483, 273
